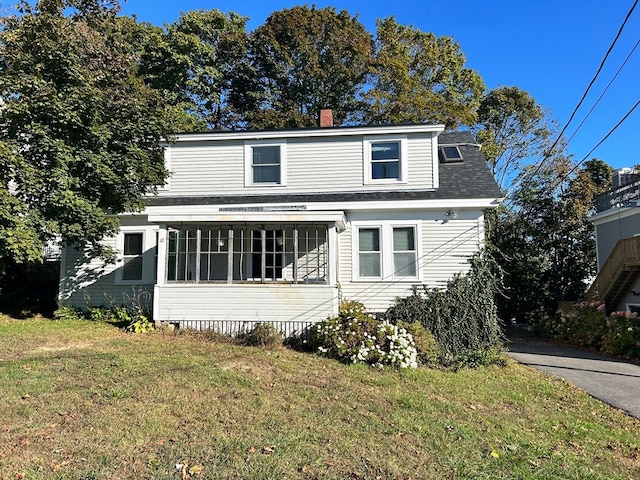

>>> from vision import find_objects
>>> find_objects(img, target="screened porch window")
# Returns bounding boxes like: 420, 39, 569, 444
166, 224, 328, 284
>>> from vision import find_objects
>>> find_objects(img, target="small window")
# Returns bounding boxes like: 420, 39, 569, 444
364, 136, 407, 184
371, 142, 400, 179
252, 145, 281, 184
439, 146, 463, 163
358, 228, 381, 277
122, 233, 143, 281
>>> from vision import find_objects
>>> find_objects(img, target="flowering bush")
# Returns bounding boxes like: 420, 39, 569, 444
546, 301, 640, 361
382, 253, 505, 368
602, 311, 640, 359
557, 301, 607, 348
310, 300, 418, 369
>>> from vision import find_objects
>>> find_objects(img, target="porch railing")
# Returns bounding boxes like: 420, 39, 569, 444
587, 236, 640, 312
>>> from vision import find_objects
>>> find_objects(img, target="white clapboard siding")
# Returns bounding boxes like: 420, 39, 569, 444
286, 136, 363, 191
59, 243, 154, 309
406, 133, 434, 186
337, 213, 484, 312
155, 284, 338, 335
59, 217, 157, 311
163, 141, 244, 196
159, 134, 436, 196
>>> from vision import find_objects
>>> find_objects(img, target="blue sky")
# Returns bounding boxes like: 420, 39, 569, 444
62, 1, 640, 170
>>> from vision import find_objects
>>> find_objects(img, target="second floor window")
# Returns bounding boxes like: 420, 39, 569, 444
371, 142, 400, 179
252, 145, 281, 184
363, 136, 407, 184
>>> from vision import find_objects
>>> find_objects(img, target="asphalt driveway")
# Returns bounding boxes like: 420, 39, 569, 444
507, 338, 640, 419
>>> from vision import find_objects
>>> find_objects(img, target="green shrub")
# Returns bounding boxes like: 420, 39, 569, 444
310, 300, 418, 369
539, 302, 639, 362
602, 312, 640, 359
396, 321, 440, 366
240, 322, 283, 347
53, 304, 82, 321
451, 347, 508, 370
124, 310, 154, 333
552, 301, 607, 348
383, 252, 505, 368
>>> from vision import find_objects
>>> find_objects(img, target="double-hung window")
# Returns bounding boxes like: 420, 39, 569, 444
122, 232, 144, 281
358, 228, 381, 277
245, 141, 287, 186
371, 142, 400, 179
364, 136, 407, 184
356, 224, 419, 280
392, 227, 417, 277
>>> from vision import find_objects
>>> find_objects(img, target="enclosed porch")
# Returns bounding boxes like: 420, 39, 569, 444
151, 218, 343, 334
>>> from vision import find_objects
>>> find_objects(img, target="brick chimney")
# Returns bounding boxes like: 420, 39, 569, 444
319, 108, 333, 127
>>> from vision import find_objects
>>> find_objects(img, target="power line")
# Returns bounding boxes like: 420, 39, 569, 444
565, 99, 640, 178
503, 0, 639, 203
565, 37, 640, 146
554, 0, 638, 150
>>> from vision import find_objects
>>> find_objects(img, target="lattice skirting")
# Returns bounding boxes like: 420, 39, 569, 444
159, 319, 315, 338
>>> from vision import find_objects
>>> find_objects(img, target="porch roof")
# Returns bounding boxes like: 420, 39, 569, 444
147, 209, 346, 231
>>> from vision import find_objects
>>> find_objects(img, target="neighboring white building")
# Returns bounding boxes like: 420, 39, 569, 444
59, 116, 502, 335
589, 168, 640, 314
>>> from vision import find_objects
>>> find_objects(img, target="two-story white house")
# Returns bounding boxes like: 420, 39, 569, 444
59, 115, 502, 335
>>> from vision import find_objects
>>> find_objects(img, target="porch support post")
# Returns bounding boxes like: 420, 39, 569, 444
227, 227, 234, 284
153, 224, 168, 326
261, 226, 266, 283
293, 225, 299, 284
328, 223, 339, 313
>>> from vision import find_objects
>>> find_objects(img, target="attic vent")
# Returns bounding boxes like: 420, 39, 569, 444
439, 145, 463, 163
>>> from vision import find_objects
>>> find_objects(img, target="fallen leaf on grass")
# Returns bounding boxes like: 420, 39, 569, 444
490, 450, 500, 459
248, 446, 256, 453
21, 394, 30, 400
189, 464, 204, 476
298, 465, 310, 473
262, 445, 276, 455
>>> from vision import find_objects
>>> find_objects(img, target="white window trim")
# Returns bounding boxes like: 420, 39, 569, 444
363, 135, 408, 185
244, 139, 287, 187
115, 228, 158, 285
353, 222, 421, 282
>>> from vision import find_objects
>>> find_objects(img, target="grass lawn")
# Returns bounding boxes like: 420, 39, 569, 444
1, 316, 638, 479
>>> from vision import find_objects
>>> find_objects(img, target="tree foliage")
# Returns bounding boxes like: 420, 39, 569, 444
235, 6, 373, 129
475, 86, 553, 192
361, 17, 485, 129
492, 158, 613, 320
0, 0, 173, 262
138, 9, 248, 131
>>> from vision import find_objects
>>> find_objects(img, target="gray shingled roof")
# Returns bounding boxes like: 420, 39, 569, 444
148, 130, 502, 207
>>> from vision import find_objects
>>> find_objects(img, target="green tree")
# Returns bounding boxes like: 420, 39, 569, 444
361, 17, 485, 129
235, 5, 373, 129
139, 9, 248, 131
0, 0, 172, 263
475, 86, 553, 192
493, 158, 613, 320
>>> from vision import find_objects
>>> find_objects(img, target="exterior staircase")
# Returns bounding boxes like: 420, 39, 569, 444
587, 236, 640, 314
